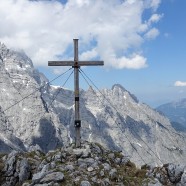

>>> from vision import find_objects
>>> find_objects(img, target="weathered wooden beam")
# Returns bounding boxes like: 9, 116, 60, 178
78, 61, 104, 66
48, 39, 104, 148
48, 61, 74, 66
48, 61, 104, 66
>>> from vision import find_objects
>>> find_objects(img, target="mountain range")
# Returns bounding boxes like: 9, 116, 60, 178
0, 42, 186, 166
157, 99, 186, 132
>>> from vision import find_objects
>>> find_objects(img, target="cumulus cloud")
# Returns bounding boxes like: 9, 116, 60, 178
114, 54, 147, 69
148, 14, 163, 24
150, 0, 161, 11
174, 81, 186, 87
145, 28, 160, 39
0, 0, 162, 70
80, 48, 98, 61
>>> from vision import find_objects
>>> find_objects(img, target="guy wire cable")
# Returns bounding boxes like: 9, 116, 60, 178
81, 68, 183, 165
0, 67, 73, 114
79, 69, 147, 165
38, 68, 74, 123
45, 69, 74, 112
79, 68, 164, 165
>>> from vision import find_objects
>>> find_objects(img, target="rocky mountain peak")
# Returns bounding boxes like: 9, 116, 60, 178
112, 84, 126, 91
0, 42, 7, 50
0, 42, 6, 50
0, 44, 186, 168
111, 83, 138, 103
0, 42, 9, 62
1, 141, 186, 186
0, 43, 33, 71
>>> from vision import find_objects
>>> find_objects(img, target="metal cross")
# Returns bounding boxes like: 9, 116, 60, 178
48, 39, 104, 147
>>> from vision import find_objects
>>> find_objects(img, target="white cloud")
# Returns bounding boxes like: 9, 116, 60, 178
114, 54, 147, 69
79, 48, 98, 60
53, 68, 63, 75
174, 81, 186, 87
148, 14, 163, 24
0, 0, 162, 70
150, 0, 161, 11
145, 28, 160, 39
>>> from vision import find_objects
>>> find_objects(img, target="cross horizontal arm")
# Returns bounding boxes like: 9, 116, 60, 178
48, 61, 74, 66
48, 61, 104, 66
78, 61, 104, 66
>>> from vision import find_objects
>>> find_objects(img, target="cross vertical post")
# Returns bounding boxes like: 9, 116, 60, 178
74, 39, 81, 147
48, 39, 104, 148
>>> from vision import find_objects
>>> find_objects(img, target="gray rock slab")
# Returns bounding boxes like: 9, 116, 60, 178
180, 171, 186, 186
103, 163, 111, 171
167, 163, 184, 183
80, 180, 91, 186
40, 172, 64, 183
19, 158, 30, 183
65, 164, 75, 171
32, 164, 51, 183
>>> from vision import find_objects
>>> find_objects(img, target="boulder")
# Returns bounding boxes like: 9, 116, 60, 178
40, 172, 64, 183
109, 168, 117, 181
32, 164, 51, 183
180, 169, 186, 186
80, 180, 91, 186
18, 158, 30, 183
167, 163, 184, 183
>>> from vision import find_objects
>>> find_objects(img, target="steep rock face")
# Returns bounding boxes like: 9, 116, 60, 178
52, 83, 186, 165
157, 99, 186, 132
0, 43, 68, 153
0, 43, 186, 166
0, 106, 26, 152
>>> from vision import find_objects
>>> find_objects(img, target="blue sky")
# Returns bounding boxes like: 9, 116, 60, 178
0, 0, 186, 107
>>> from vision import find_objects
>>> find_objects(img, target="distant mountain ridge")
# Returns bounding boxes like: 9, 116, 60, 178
0, 43, 186, 166
157, 99, 186, 132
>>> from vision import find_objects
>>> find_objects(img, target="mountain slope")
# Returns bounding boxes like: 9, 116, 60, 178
157, 99, 186, 132
0, 43, 186, 166
0, 43, 68, 153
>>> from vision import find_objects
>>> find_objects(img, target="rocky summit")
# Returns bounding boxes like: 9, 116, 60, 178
0, 141, 186, 186
0, 43, 186, 167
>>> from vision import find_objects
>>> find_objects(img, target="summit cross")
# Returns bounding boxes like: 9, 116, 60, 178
48, 39, 104, 147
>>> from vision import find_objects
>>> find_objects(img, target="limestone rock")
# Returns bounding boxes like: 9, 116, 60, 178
180, 168, 186, 186
3, 151, 17, 177
40, 172, 64, 183
87, 166, 94, 172
109, 168, 117, 181
32, 164, 51, 183
65, 164, 74, 172
167, 163, 184, 183
103, 163, 111, 171
80, 180, 91, 186
18, 158, 30, 183
0, 141, 185, 186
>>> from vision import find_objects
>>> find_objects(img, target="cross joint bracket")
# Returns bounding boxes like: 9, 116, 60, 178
74, 120, 81, 128
72, 61, 80, 68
